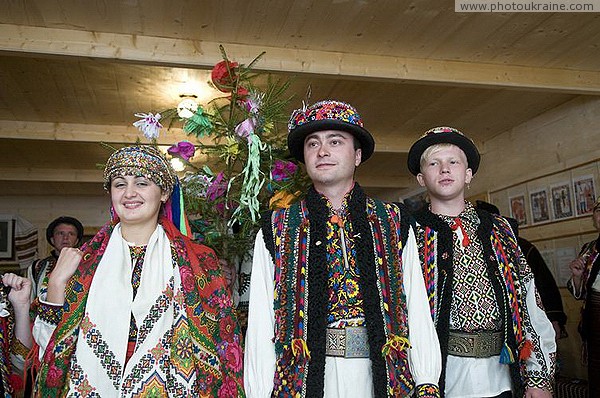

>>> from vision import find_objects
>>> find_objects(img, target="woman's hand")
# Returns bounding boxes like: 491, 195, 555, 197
2, 273, 31, 310
47, 247, 83, 305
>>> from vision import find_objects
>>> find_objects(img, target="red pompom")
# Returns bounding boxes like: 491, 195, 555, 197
519, 339, 533, 360
8, 373, 24, 391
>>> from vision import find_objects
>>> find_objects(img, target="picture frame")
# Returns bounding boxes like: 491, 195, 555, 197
0, 216, 14, 259
509, 194, 527, 226
530, 188, 550, 224
573, 175, 596, 216
550, 182, 574, 220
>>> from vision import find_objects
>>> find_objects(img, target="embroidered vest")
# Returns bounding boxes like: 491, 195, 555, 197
415, 208, 530, 396
262, 187, 414, 398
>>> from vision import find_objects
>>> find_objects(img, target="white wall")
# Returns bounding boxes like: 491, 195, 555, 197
0, 195, 110, 257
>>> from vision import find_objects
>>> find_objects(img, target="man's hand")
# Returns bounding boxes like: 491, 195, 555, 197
525, 387, 552, 398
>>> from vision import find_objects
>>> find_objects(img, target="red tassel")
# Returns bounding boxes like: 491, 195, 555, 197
519, 340, 533, 360
8, 373, 24, 392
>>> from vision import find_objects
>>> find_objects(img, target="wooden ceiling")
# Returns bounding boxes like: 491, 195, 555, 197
1, 0, 599, 200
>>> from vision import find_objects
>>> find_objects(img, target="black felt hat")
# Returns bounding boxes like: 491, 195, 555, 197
407, 126, 480, 176
46, 216, 84, 246
287, 100, 375, 163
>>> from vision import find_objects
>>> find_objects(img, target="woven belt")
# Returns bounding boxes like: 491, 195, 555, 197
447, 330, 503, 358
325, 326, 370, 358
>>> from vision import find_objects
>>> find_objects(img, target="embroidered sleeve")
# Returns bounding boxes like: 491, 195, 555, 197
415, 383, 440, 398
521, 267, 557, 393
35, 298, 63, 325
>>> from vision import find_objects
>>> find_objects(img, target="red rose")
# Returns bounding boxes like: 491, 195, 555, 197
211, 61, 238, 92
219, 316, 236, 341
225, 341, 243, 373
179, 265, 196, 293
46, 364, 63, 388
218, 375, 238, 398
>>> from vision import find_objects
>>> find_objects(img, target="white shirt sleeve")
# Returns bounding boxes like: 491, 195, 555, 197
244, 230, 277, 398
32, 294, 60, 362
404, 227, 442, 387
522, 273, 557, 388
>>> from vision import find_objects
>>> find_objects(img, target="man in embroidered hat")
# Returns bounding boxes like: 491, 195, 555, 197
245, 100, 441, 398
32, 145, 244, 397
568, 196, 600, 397
407, 127, 556, 398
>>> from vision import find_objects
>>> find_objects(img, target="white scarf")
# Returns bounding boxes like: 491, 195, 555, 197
66, 224, 193, 396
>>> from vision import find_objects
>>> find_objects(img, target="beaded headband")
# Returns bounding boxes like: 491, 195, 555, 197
103, 145, 177, 194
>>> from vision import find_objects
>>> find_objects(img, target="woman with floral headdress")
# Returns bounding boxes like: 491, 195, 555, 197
32, 145, 244, 397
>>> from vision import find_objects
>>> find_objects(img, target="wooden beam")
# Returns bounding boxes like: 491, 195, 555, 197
0, 120, 191, 145
0, 120, 423, 154
0, 167, 103, 182
1, 24, 599, 95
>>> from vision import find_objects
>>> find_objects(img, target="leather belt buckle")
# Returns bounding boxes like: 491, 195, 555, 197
448, 330, 503, 358
326, 326, 370, 358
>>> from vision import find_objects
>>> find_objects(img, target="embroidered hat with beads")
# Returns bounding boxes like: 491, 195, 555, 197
103, 145, 177, 194
287, 100, 375, 163
407, 126, 481, 176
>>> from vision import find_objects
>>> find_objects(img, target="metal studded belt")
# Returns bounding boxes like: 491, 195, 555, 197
325, 326, 370, 358
447, 330, 503, 358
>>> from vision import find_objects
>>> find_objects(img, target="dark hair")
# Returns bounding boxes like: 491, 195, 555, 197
46, 216, 84, 246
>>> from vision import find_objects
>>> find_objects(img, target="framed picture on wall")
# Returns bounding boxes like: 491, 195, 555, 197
530, 188, 550, 224
573, 175, 596, 216
509, 194, 527, 226
0, 216, 14, 259
550, 182, 574, 220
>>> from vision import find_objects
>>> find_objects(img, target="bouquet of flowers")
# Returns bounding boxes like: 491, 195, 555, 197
133, 46, 309, 265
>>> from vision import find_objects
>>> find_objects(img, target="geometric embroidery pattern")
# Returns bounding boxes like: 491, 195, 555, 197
136, 276, 174, 346
439, 212, 501, 332
80, 316, 123, 390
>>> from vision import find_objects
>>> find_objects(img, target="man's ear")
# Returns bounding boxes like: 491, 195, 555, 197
416, 173, 426, 187
355, 148, 362, 167
465, 168, 473, 184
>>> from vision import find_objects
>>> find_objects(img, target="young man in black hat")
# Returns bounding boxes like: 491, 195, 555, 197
407, 127, 556, 398
244, 100, 441, 398
28, 216, 84, 298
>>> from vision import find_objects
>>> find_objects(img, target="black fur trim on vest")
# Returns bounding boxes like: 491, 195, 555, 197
476, 209, 523, 397
260, 210, 276, 260
349, 185, 388, 398
412, 208, 454, 395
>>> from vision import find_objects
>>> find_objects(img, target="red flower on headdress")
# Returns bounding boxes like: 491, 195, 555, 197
211, 60, 239, 92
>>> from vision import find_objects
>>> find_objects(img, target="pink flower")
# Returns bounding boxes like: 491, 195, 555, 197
234, 118, 255, 142
168, 141, 196, 161
225, 341, 243, 372
206, 172, 227, 201
218, 376, 238, 398
179, 265, 196, 293
271, 160, 298, 182
46, 364, 63, 388
133, 112, 162, 139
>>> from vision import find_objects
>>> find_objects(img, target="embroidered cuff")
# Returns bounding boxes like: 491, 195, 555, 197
526, 376, 553, 394
416, 383, 440, 398
11, 338, 30, 358
36, 300, 63, 325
